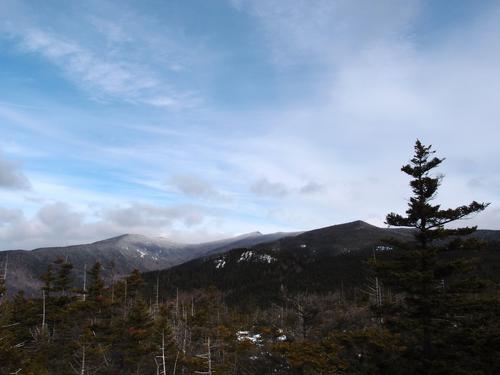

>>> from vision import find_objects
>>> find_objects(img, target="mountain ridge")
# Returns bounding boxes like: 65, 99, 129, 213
0, 230, 298, 296
141, 221, 500, 307
3, 220, 499, 299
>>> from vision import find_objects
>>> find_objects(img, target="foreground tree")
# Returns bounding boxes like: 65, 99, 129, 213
379, 140, 490, 373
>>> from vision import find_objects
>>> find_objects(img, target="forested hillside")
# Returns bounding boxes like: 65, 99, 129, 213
1, 243, 499, 374
142, 221, 500, 308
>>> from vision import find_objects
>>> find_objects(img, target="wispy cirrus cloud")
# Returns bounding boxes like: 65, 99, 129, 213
230, 0, 419, 66
11, 28, 194, 108
0, 0, 201, 110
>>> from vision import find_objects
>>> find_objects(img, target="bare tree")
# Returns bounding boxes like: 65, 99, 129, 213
288, 293, 320, 340
195, 337, 215, 375
154, 329, 168, 375
41, 290, 47, 334
82, 264, 87, 302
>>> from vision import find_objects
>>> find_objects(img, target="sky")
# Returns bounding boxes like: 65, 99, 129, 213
1, 0, 500, 250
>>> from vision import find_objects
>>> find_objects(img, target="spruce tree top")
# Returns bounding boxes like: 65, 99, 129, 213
386, 140, 489, 247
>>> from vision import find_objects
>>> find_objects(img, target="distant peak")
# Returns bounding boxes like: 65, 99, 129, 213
342, 220, 377, 229
121, 233, 149, 240
350, 220, 372, 226
309, 220, 379, 234
234, 231, 263, 239
106, 234, 149, 242
91, 234, 130, 243
95, 233, 178, 245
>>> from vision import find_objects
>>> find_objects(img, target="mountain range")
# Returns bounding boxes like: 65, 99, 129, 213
2, 220, 500, 299
0, 230, 299, 296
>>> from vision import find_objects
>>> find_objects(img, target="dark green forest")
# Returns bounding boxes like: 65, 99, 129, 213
1, 141, 499, 374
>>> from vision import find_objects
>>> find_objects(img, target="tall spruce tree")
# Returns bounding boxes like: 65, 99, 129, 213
53, 257, 74, 296
87, 262, 105, 301
379, 140, 489, 372
40, 264, 55, 298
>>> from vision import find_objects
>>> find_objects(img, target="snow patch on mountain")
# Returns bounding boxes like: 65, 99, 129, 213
238, 251, 254, 262
215, 258, 226, 269
237, 250, 276, 263
259, 254, 275, 263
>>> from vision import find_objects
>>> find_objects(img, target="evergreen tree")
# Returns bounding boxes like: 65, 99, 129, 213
0, 301, 22, 373
0, 274, 5, 300
53, 257, 74, 296
0, 255, 7, 301
378, 140, 489, 372
123, 298, 154, 372
87, 262, 105, 301
40, 264, 55, 298
126, 269, 144, 301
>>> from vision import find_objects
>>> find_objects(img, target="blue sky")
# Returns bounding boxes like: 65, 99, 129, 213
1, 0, 500, 249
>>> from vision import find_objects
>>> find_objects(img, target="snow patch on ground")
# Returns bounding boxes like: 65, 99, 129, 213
276, 328, 287, 341
236, 331, 262, 344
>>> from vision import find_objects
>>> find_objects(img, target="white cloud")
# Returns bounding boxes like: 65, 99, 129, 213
0, 152, 31, 190
0, 201, 208, 250
37, 202, 83, 233
299, 181, 324, 194
251, 178, 289, 197
101, 202, 205, 229
231, 0, 419, 65
0, 207, 24, 225
168, 174, 221, 199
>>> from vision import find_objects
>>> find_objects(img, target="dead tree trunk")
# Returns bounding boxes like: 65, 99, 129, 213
82, 264, 87, 302
195, 337, 214, 375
